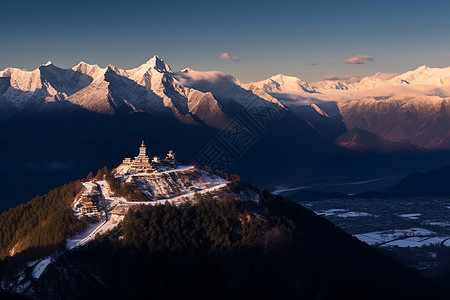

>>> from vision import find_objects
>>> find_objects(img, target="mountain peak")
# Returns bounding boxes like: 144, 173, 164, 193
73, 61, 103, 75
142, 55, 172, 73
145, 55, 162, 64
270, 74, 308, 83
180, 67, 193, 73
41, 61, 53, 67
416, 65, 430, 71
75, 61, 95, 68
271, 74, 286, 80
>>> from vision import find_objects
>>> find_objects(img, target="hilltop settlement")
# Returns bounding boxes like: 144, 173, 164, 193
68, 140, 231, 250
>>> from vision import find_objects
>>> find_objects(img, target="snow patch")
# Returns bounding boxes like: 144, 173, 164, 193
399, 213, 421, 220
32, 257, 53, 279
423, 221, 450, 227
317, 209, 346, 216
337, 211, 372, 218
317, 209, 372, 218
354, 228, 450, 248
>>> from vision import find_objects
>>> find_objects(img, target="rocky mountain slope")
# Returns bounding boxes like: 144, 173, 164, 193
335, 127, 419, 153
0, 56, 236, 129
338, 96, 450, 150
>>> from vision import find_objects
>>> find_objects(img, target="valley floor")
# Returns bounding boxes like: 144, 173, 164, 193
302, 196, 450, 276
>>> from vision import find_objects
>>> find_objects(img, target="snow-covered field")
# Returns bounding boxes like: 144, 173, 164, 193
355, 228, 450, 248
317, 209, 372, 218
399, 213, 422, 220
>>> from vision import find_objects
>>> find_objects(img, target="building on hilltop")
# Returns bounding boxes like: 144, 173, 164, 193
114, 141, 179, 175
115, 141, 153, 175
129, 141, 153, 173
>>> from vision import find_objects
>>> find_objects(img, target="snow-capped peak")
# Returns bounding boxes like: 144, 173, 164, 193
73, 61, 104, 77
75, 61, 95, 68
41, 61, 53, 67
180, 67, 193, 73
389, 64, 450, 86
142, 55, 172, 73
250, 73, 317, 94
124, 55, 173, 86
416, 65, 430, 71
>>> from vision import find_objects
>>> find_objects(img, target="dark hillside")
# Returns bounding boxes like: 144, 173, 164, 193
385, 165, 450, 196
15, 189, 445, 299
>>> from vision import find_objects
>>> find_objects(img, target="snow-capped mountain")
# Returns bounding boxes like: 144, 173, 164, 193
173, 69, 286, 111
249, 74, 317, 95
388, 65, 450, 86
0, 56, 283, 129
251, 65, 450, 98
0, 56, 295, 130
250, 65, 450, 150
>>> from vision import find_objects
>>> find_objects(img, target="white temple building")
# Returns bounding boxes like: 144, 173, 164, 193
114, 141, 178, 175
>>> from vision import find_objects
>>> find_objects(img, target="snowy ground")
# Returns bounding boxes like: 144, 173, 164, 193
354, 228, 450, 247
303, 196, 450, 273
82, 181, 97, 192
115, 183, 228, 206
399, 213, 422, 220
317, 208, 372, 218
32, 257, 54, 279
303, 197, 450, 244
67, 166, 228, 249
66, 220, 106, 250
133, 165, 194, 176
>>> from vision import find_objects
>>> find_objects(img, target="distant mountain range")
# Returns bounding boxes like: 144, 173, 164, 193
250, 66, 450, 150
0, 56, 449, 211
1, 57, 449, 149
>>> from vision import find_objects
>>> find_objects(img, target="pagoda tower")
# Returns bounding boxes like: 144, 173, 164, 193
129, 140, 152, 173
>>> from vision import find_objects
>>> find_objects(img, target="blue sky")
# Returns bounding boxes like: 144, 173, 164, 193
1, 0, 450, 82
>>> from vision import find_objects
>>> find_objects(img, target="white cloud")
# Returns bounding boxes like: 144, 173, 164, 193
220, 52, 240, 62
174, 69, 233, 87
342, 55, 374, 64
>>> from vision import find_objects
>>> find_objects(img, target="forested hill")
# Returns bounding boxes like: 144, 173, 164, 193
0, 182, 86, 262
1, 183, 445, 299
